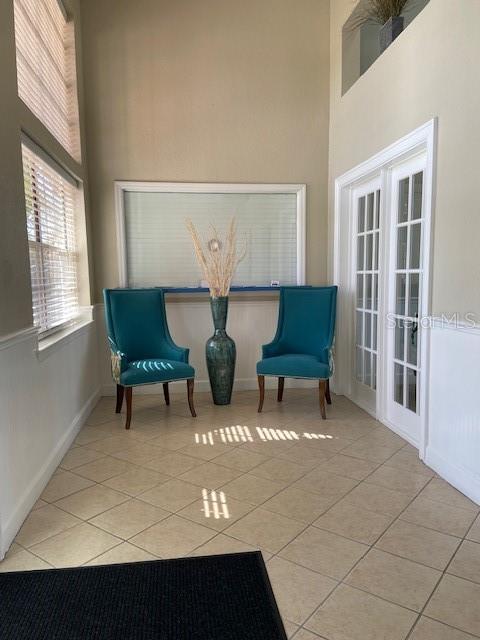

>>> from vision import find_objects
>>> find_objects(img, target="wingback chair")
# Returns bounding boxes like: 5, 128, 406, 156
103, 288, 196, 429
256, 286, 337, 419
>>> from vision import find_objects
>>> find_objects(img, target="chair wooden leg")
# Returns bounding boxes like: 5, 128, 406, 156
277, 377, 285, 402
163, 382, 170, 406
187, 379, 197, 417
325, 379, 332, 405
318, 380, 327, 420
115, 384, 124, 413
125, 387, 133, 429
257, 375, 265, 413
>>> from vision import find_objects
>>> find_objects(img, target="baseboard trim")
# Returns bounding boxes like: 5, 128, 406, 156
425, 445, 480, 506
101, 377, 318, 396
344, 393, 376, 421
378, 416, 420, 450
0, 387, 101, 559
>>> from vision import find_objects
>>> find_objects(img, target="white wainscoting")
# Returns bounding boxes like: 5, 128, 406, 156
0, 317, 100, 559
98, 297, 317, 396
424, 319, 480, 505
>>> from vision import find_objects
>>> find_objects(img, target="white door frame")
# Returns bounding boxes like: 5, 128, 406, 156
333, 119, 437, 457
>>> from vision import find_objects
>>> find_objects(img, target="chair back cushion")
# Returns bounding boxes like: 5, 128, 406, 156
104, 288, 171, 361
275, 286, 337, 361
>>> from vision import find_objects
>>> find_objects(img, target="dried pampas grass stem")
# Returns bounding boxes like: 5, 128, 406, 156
186, 218, 246, 297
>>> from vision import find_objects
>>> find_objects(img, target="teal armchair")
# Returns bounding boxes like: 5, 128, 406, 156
104, 288, 196, 429
256, 286, 337, 419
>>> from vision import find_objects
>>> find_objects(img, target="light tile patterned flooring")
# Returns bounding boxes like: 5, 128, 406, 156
2, 389, 480, 639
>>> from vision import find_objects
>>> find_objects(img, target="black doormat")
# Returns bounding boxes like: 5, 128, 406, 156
0, 551, 287, 640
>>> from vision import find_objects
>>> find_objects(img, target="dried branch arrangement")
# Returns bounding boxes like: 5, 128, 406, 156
186, 218, 247, 297
348, 0, 409, 29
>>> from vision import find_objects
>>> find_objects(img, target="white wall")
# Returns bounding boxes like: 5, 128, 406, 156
0, 319, 100, 559
426, 321, 480, 505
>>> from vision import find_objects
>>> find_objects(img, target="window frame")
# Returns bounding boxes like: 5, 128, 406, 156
13, 0, 81, 161
114, 181, 306, 289
21, 135, 82, 338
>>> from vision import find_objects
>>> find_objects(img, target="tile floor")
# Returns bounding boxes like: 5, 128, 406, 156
1, 389, 480, 639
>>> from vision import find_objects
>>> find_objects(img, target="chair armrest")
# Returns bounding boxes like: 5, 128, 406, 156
262, 341, 282, 359
108, 337, 128, 384
162, 342, 190, 364
321, 340, 335, 377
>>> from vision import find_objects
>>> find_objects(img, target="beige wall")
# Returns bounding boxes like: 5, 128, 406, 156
0, 0, 93, 337
329, 0, 480, 318
81, 0, 330, 301
0, 0, 32, 336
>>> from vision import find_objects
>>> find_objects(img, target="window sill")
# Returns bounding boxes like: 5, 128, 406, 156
36, 308, 94, 361
163, 286, 313, 303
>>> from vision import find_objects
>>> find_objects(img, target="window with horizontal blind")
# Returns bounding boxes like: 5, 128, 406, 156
116, 183, 306, 288
22, 140, 80, 334
13, 0, 80, 160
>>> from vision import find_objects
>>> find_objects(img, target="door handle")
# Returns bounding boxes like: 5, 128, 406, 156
410, 313, 418, 346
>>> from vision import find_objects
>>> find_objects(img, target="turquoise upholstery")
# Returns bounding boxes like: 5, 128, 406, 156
257, 286, 337, 380
103, 288, 194, 387
257, 354, 330, 379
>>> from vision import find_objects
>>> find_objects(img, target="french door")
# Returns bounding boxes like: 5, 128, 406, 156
348, 154, 429, 446
351, 178, 381, 415
335, 120, 435, 452
384, 155, 426, 443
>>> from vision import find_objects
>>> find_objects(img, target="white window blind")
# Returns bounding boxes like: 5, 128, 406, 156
22, 142, 80, 334
121, 188, 303, 288
13, 0, 80, 160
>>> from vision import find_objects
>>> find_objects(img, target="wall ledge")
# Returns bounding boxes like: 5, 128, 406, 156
0, 326, 37, 351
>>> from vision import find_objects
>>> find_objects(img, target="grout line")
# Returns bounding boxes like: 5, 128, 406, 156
4, 392, 480, 640
297, 452, 440, 635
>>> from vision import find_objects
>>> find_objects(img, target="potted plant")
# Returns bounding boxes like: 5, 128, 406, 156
351, 0, 410, 52
186, 218, 246, 405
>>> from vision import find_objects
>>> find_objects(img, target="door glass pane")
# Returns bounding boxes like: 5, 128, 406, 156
356, 274, 364, 308
407, 320, 418, 366
395, 320, 405, 361
367, 193, 374, 231
394, 363, 404, 405
364, 351, 372, 386
365, 274, 372, 309
358, 197, 365, 232
409, 274, 419, 317
356, 347, 363, 382
366, 234, 373, 270
409, 223, 421, 269
373, 231, 379, 269
406, 367, 417, 412
355, 187, 380, 394
365, 313, 372, 349
356, 311, 363, 346
397, 226, 408, 269
372, 354, 377, 390
412, 172, 423, 220
398, 177, 409, 223
396, 274, 406, 315
373, 275, 378, 311
357, 235, 364, 270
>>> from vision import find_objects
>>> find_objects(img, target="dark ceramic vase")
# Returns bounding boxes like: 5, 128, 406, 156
206, 296, 236, 405
379, 16, 404, 52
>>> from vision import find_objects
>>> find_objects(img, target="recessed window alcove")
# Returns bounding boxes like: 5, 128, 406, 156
342, 0, 431, 95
